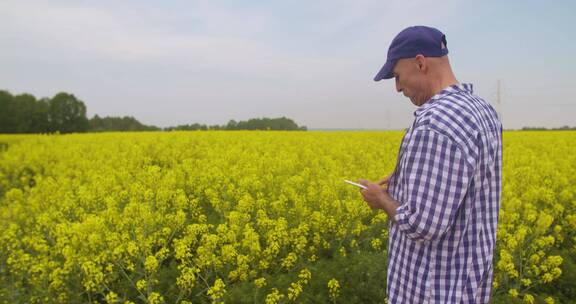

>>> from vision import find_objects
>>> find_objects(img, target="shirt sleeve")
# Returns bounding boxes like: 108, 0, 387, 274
394, 128, 474, 242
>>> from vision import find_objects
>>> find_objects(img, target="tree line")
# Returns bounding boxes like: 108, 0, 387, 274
521, 126, 576, 131
0, 90, 306, 133
0, 90, 89, 133
165, 117, 307, 131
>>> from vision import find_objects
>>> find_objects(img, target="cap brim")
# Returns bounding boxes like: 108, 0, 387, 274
373, 60, 396, 81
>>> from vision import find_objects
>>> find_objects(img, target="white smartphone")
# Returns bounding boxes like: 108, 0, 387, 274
344, 179, 367, 189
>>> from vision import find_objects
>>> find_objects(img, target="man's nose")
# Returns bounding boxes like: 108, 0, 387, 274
396, 83, 403, 93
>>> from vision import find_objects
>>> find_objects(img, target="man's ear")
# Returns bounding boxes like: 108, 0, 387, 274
414, 54, 427, 72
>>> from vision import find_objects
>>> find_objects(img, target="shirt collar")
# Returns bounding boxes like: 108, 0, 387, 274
413, 82, 473, 117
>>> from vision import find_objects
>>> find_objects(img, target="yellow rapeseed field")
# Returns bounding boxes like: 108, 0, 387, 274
0, 131, 574, 303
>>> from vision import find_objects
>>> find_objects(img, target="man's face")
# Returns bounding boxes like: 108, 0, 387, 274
392, 57, 429, 106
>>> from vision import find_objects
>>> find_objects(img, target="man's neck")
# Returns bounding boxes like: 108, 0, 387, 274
431, 74, 459, 96
419, 75, 459, 107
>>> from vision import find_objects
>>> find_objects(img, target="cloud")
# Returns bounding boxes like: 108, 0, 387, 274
0, 0, 471, 129
0, 0, 463, 77
0, 1, 332, 81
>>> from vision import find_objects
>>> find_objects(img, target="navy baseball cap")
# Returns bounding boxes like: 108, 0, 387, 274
374, 26, 448, 81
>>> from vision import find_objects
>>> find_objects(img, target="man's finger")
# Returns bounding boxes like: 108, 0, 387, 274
378, 174, 392, 185
377, 179, 388, 185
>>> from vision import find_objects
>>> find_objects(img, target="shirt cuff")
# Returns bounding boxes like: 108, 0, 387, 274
394, 203, 411, 230
394, 203, 425, 241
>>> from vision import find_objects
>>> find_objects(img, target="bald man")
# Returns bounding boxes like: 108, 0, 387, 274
358, 26, 503, 303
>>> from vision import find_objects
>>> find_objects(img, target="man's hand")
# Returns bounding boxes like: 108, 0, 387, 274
357, 175, 400, 221
377, 174, 393, 191
358, 177, 390, 210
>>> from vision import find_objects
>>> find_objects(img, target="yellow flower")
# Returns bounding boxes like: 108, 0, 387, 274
176, 266, 197, 290
1, 130, 575, 303
148, 292, 164, 304
254, 277, 266, 288
144, 256, 159, 273
265, 288, 285, 304
281, 252, 298, 269
136, 279, 147, 292
328, 278, 340, 301
105, 291, 118, 303
523, 294, 535, 304
207, 278, 226, 303
544, 297, 555, 304
371, 238, 382, 251
338, 247, 347, 257
287, 282, 303, 301
298, 269, 312, 284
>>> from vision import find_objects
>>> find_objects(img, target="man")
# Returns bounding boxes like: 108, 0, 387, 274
358, 26, 503, 303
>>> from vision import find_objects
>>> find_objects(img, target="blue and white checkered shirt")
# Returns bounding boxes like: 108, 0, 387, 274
386, 83, 502, 303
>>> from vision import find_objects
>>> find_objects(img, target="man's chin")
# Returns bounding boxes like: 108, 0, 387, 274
409, 97, 425, 106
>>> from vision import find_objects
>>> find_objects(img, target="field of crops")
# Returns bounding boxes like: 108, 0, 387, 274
0, 131, 575, 303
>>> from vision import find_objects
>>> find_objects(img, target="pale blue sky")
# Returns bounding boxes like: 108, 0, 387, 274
1, 0, 575, 129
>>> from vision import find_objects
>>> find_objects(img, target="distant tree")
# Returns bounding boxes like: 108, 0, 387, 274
48, 92, 89, 133
0, 88, 308, 133
31, 98, 50, 133
165, 117, 306, 131
226, 119, 238, 130
165, 123, 207, 131
0, 91, 50, 133
521, 126, 576, 130
14, 94, 50, 133
521, 126, 548, 130
90, 115, 103, 131
229, 117, 305, 130
0, 90, 15, 132
11, 94, 34, 132
89, 115, 160, 132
